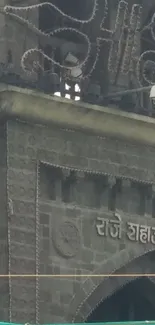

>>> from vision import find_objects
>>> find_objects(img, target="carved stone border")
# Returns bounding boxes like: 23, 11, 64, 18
38, 161, 155, 323
39, 159, 153, 185
35, 162, 40, 324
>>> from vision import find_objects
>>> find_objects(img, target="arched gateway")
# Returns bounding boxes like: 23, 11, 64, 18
70, 248, 155, 323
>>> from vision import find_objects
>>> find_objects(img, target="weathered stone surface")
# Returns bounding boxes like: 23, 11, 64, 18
0, 124, 8, 321
11, 257, 35, 274
8, 155, 36, 171
11, 229, 35, 246
7, 119, 155, 183
10, 215, 36, 231
13, 200, 35, 215
11, 309, 36, 323
0, 309, 9, 322
1, 109, 155, 323
11, 242, 35, 259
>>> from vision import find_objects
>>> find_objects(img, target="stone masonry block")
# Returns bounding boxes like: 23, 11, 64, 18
11, 309, 35, 323
11, 215, 36, 231
11, 229, 35, 246
13, 200, 35, 215
11, 242, 35, 260
0, 309, 9, 322
59, 154, 89, 169
11, 257, 35, 274
8, 155, 36, 171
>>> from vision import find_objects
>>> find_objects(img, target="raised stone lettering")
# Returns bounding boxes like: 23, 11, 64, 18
139, 225, 151, 244
151, 227, 155, 244
96, 217, 109, 236
126, 222, 139, 242
109, 213, 122, 239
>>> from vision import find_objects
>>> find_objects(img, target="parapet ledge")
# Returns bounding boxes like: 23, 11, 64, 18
0, 83, 155, 145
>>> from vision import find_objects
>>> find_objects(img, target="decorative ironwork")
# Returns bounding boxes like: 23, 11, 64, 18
0, 0, 155, 114
2, 1, 143, 78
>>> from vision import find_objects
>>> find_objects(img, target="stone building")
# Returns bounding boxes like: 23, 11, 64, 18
1, 0, 155, 324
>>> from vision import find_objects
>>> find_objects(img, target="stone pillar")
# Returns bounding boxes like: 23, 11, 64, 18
128, 181, 141, 215
70, 171, 85, 206
116, 179, 130, 213
6, 120, 37, 323
100, 175, 109, 210
93, 174, 107, 208
61, 168, 71, 203
108, 176, 117, 211
139, 184, 153, 217
0, 123, 9, 321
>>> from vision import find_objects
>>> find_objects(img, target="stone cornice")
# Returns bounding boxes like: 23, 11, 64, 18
0, 83, 155, 145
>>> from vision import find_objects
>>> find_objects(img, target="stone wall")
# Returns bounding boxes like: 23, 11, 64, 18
7, 121, 37, 323
5, 119, 155, 323
0, 123, 9, 321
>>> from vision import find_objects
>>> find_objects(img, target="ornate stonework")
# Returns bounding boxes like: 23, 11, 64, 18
52, 221, 80, 258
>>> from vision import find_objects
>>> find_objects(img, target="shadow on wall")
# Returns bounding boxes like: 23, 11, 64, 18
86, 277, 155, 322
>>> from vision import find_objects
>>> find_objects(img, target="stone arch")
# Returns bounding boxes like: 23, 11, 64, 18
86, 276, 155, 323
68, 245, 155, 323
